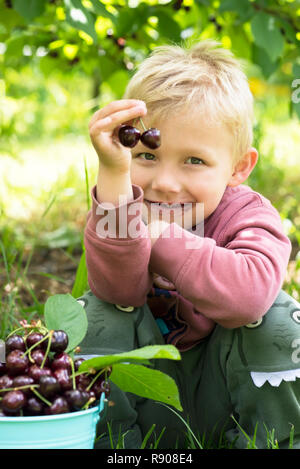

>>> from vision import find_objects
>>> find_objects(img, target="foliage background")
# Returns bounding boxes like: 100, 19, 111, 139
0, 0, 300, 334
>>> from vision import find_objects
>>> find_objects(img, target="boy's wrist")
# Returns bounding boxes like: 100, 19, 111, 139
96, 165, 133, 206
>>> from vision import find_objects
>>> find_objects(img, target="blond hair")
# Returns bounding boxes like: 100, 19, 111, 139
123, 40, 254, 162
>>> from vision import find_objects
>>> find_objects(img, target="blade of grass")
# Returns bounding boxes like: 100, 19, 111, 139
156, 402, 203, 449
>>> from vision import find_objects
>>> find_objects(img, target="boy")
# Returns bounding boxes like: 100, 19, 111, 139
77, 40, 300, 448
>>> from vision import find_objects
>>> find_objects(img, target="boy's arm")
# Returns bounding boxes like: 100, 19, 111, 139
84, 184, 153, 306
149, 206, 292, 328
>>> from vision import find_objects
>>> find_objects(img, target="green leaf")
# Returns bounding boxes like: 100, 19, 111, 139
78, 344, 181, 371
252, 44, 279, 79
44, 293, 88, 352
64, 0, 97, 43
110, 363, 183, 411
71, 250, 88, 298
155, 10, 181, 42
12, 0, 46, 22
251, 12, 284, 62
219, 0, 253, 21
89, 0, 116, 23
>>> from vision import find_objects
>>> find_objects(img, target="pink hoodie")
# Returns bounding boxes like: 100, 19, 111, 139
84, 183, 291, 351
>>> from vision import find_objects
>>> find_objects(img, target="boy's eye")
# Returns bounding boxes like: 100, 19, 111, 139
136, 152, 156, 161
186, 157, 205, 165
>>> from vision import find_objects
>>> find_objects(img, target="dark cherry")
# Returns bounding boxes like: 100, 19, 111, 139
39, 375, 61, 398
0, 374, 13, 392
99, 380, 111, 398
0, 362, 7, 376
53, 368, 72, 391
73, 357, 85, 371
51, 352, 72, 371
26, 332, 46, 348
5, 334, 26, 354
12, 375, 35, 396
28, 364, 52, 383
30, 348, 50, 367
48, 396, 70, 415
75, 373, 92, 391
64, 389, 89, 410
2, 390, 27, 415
6, 349, 29, 376
91, 377, 104, 399
25, 396, 44, 415
118, 125, 141, 148
49, 330, 69, 353
141, 128, 161, 149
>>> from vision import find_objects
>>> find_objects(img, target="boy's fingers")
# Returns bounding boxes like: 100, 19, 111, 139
89, 99, 146, 127
89, 105, 147, 135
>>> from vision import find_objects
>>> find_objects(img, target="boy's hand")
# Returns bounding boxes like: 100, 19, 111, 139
89, 99, 147, 174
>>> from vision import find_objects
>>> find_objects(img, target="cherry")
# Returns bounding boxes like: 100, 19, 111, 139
91, 377, 104, 399
12, 375, 35, 396
73, 357, 85, 371
30, 348, 50, 367
75, 373, 92, 391
0, 374, 13, 392
47, 396, 70, 415
25, 396, 44, 415
64, 389, 89, 410
5, 334, 26, 354
118, 125, 141, 147
49, 330, 68, 353
141, 128, 161, 149
51, 352, 72, 372
2, 390, 27, 415
6, 349, 29, 376
39, 375, 61, 398
26, 332, 45, 348
0, 362, 7, 376
28, 364, 52, 383
53, 368, 72, 391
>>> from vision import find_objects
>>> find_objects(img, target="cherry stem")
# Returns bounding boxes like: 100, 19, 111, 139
139, 117, 147, 132
31, 387, 52, 407
69, 356, 76, 390
40, 330, 53, 369
22, 331, 51, 366
86, 368, 106, 391
81, 396, 95, 411
0, 384, 39, 393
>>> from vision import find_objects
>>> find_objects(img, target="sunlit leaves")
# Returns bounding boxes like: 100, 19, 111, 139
251, 12, 285, 62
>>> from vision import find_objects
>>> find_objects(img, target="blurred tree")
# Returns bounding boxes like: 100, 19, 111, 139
0, 0, 299, 117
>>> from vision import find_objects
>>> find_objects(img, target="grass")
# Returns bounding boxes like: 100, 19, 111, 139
95, 411, 297, 449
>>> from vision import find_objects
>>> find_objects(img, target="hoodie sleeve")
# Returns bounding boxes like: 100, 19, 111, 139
149, 204, 291, 328
84, 185, 153, 306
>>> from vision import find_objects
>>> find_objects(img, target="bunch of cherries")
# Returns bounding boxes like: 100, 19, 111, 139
0, 322, 110, 417
118, 117, 161, 149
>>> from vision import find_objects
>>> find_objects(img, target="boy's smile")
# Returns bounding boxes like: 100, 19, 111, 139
130, 108, 246, 228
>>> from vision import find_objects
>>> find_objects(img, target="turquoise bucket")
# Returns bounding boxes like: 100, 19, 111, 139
0, 393, 105, 449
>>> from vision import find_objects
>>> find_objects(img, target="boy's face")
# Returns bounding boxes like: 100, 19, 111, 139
130, 108, 240, 228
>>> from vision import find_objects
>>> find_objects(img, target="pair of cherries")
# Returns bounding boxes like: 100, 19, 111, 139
118, 118, 161, 150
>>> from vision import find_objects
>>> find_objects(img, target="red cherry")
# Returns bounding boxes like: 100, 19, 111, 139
141, 128, 161, 149
118, 125, 141, 147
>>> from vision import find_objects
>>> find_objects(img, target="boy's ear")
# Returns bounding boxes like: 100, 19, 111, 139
228, 147, 258, 187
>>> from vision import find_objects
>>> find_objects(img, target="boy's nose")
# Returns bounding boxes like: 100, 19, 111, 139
151, 169, 182, 195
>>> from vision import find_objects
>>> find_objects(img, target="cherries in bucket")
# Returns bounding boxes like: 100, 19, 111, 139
0, 323, 110, 417
0, 293, 182, 425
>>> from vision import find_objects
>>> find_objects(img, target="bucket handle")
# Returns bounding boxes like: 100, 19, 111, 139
93, 392, 107, 425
